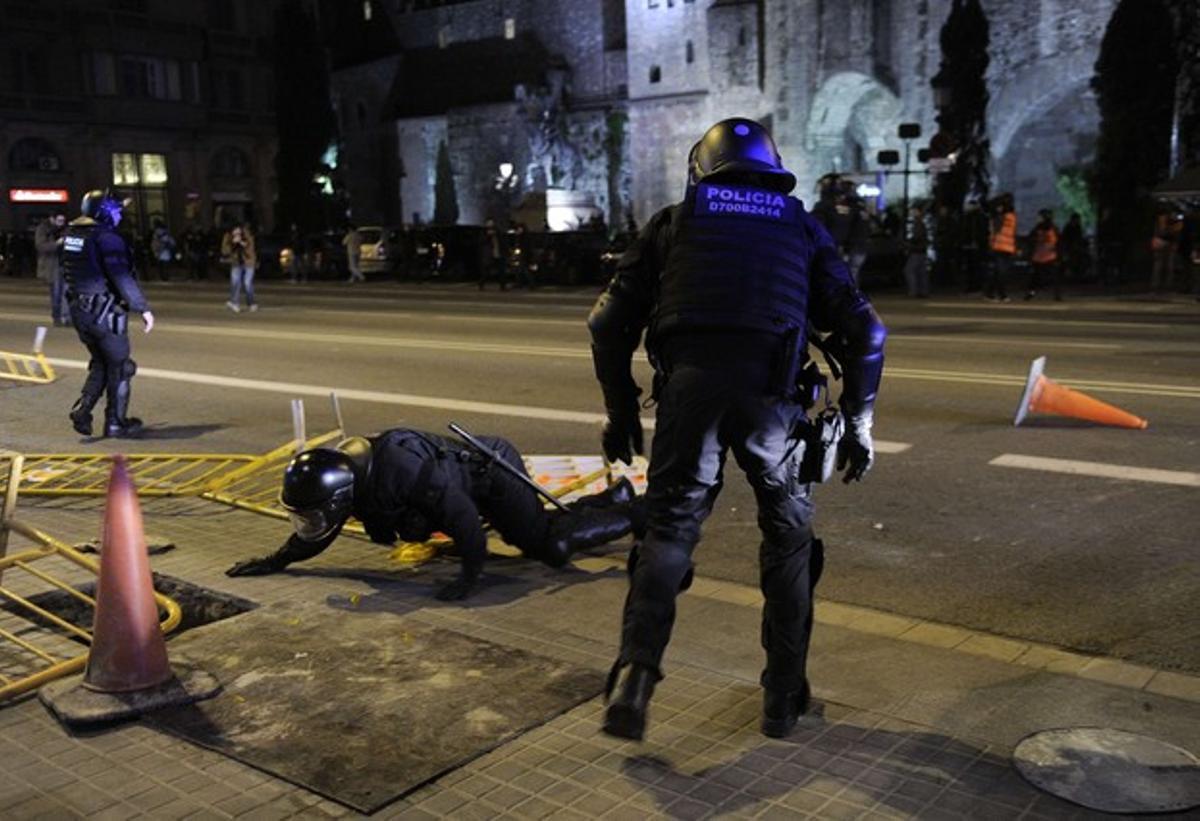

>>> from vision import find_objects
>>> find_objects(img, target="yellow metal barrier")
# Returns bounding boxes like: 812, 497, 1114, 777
0, 327, 56, 385
0, 456, 182, 702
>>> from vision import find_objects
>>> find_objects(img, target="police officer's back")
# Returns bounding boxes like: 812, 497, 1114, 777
588, 118, 886, 740
61, 189, 155, 438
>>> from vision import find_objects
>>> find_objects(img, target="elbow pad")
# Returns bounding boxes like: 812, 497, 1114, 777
837, 301, 887, 417
588, 289, 643, 402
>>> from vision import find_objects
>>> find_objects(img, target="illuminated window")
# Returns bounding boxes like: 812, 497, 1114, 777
686, 40, 694, 63
649, 65, 661, 83
438, 26, 450, 48
112, 152, 170, 235
504, 17, 515, 39
139, 154, 168, 186
112, 153, 139, 185
363, 0, 372, 20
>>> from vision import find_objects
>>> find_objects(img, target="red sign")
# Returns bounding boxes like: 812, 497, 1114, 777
8, 188, 70, 203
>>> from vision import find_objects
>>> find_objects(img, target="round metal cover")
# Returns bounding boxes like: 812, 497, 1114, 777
1013, 727, 1200, 814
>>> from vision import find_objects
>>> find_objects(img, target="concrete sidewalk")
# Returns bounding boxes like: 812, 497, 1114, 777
2, 499, 1198, 819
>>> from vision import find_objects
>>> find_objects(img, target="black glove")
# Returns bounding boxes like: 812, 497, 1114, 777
602, 397, 643, 466
225, 553, 287, 577
435, 564, 482, 601
836, 411, 875, 483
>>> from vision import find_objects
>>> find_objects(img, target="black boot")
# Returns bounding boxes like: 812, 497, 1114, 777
103, 378, 143, 438
603, 663, 657, 741
69, 399, 95, 436
540, 507, 635, 568
70, 364, 105, 436
569, 477, 635, 509
761, 680, 811, 739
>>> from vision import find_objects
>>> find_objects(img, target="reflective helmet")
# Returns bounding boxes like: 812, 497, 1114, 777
690, 118, 796, 193
80, 189, 126, 226
280, 447, 357, 541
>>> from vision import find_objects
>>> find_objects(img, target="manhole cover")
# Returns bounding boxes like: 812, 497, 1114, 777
1013, 727, 1200, 813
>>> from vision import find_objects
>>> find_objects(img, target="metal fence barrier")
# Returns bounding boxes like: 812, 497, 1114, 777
0, 453, 182, 702
0, 327, 56, 385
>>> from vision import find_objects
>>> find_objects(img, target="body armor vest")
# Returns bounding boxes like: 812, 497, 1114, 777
61, 220, 111, 295
652, 182, 813, 342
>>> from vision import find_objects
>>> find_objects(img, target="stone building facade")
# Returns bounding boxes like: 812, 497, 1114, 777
0, 0, 280, 233
625, 0, 1118, 229
336, 0, 1144, 231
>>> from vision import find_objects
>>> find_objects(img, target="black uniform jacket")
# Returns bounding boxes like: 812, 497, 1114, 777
281, 430, 489, 571
62, 217, 149, 313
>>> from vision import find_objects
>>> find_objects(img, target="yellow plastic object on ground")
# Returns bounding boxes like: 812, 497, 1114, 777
0, 454, 182, 703
0, 327, 55, 385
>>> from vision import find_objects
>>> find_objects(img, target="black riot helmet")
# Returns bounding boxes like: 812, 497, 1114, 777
80, 188, 127, 226
690, 118, 796, 194
280, 447, 359, 541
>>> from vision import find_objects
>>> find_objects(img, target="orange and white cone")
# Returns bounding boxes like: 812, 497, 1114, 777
82, 455, 174, 692
1014, 357, 1148, 430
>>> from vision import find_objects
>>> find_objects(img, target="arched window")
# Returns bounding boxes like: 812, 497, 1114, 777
8, 137, 62, 172
649, 65, 662, 84
738, 27, 747, 47
685, 40, 694, 64
210, 145, 251, 178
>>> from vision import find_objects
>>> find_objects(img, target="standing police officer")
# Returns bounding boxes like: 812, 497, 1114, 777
62, 190, 155, 438
589, 119, 886, 741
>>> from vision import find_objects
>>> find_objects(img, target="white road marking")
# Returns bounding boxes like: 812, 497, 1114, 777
927, 313, 1166, 330
41, 356, 912, 452
890, 334, 1121, 350
990, 454, 1200, 487
885, 367, 1200, 399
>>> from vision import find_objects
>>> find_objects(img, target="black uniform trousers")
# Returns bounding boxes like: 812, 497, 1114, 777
467, 436, 554, 557
69, 300, 132, 422
620, 333, 820, 694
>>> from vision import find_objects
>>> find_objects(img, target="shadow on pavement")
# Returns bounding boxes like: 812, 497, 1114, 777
136, 423, 228, 440
618, 713, 1063, 818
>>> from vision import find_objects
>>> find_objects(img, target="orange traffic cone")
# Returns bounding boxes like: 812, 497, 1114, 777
1014, 356, 1148, 429
83, 455, 174, 692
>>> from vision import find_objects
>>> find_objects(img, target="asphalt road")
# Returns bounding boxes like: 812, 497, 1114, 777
2, 277, 1198, 673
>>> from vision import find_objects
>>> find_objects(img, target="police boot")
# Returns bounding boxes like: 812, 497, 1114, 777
568, 477, 636, 510
103, 379, 143, 439
69, 397, 98, 436
603, 663, 657, 741
761, 680, 812, 739
540, 507, 635, 568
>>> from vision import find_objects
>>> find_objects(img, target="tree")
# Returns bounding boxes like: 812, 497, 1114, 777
931, 0, 991, 213
433, 141, 459, 226
273, 0, 338, 232
1092, 0, 1178, 270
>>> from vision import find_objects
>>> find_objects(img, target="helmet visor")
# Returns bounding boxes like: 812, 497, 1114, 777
288, 508, 338, 541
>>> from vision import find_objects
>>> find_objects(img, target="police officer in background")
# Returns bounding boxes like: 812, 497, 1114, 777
62, 189, 155, 438
589, 118, 886, 741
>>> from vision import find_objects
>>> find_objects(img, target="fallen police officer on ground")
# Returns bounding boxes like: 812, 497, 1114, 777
226, 428, 644, 601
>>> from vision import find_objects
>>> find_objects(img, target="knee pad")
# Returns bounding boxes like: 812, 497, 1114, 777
121, 359, 137, 379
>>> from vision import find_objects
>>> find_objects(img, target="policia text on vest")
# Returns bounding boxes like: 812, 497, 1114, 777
695, 183, 798, 221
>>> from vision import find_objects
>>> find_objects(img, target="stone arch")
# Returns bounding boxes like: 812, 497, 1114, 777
988, 49, 1102, 225
805, 71, 903, 180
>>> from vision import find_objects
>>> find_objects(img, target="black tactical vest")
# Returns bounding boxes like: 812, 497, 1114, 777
652, 182, 813, 340
60, 219, 109, 295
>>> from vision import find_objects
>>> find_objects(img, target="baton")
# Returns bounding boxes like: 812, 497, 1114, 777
448, 422, 570, 512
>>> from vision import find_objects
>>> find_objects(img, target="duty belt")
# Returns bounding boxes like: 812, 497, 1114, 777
68, 292, 114, 312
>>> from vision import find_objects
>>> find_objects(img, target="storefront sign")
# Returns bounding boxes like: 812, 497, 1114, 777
8, 188, 69, 203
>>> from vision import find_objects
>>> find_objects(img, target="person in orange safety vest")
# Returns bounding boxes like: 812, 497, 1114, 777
1025, 209, 1061, 301
986, 194, 1016, 302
